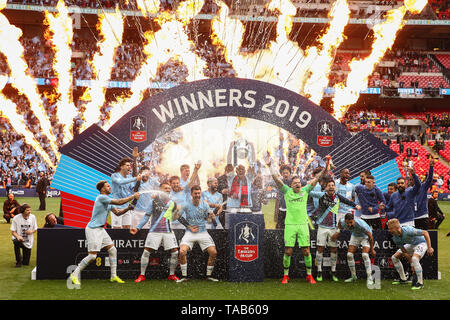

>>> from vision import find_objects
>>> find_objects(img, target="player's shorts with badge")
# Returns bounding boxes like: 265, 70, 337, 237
397, 242, 428, 259
145, 232, 178, 251
284, 224, 310, 247
180, 231, 215, 251
317, 226, 338, 247
349, 234, 370, 248
85, 227, 113, 252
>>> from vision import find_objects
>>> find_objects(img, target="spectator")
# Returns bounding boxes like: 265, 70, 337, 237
3, 193, 20, 223
43, 213, 65, 228
436, 175, 444, 190
428, 191, 445, 229
36, 171, 49, 211
10, 204, 37, 267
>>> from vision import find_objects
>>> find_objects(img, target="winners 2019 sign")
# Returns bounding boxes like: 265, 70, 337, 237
41, 78, 441, 281
52, 78, 400, 228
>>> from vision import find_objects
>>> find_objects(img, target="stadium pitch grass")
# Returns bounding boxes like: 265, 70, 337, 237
0, 197, 449, 300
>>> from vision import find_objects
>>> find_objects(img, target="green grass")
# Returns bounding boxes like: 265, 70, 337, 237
0, 197, 449, 300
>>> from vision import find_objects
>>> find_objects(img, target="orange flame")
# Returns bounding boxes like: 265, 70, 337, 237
80, 6, 124, 133
103, 0, 208, 131
0, 4, 59, 157
0, 76, 55, 169
44, 0, 77, 144
332, 0, 427, 120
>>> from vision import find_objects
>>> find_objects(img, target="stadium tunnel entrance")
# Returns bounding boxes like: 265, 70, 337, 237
53, 78, 399, 228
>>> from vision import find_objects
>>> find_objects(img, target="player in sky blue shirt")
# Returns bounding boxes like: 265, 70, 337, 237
202, 177, 224, 229
176, 185, 218, 282
70, 181, 139, 286
110, 158, 141, 208
169, 163, 201, 229
333, 213, 375, 284
387, 218, 434, 289
334, 168, 356, 220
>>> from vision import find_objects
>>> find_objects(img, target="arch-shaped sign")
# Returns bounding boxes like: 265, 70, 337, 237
52, 78, 399, 228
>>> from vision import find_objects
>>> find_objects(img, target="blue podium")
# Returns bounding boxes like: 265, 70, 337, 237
226, 213, 265, 282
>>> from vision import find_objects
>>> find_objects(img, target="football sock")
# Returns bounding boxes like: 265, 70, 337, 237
169, 251, 178, 275
141, 250, 150, 276
347, 252, 356, 277
73, 254, 96, 277
181, 263, 188, 277
316, 252, 323, 272
362, 252, 372, 279
304, 254, 312, 275
283, 254, 291, 276
392, 255, 406, 280
107, 246, 118, 278
330, 252, 337, 272
411, 256, 423, 285
206, 265, 214, 277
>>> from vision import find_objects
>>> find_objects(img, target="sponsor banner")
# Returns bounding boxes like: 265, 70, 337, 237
36, 228, 438, 280
0, 188, 60, 198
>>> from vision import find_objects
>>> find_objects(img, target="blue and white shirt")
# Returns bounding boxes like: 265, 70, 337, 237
334, 180, 356, 215
134, 178, 160, 212
392, 226, 426, 247
110, 172, 136, 209
87, 194, 113, 229
179, 198, 212, 233
339, 217, 372, 239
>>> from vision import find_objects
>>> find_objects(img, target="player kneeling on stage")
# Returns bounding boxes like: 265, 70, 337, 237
130, 182, 181, 282
175, 185, 219, 282
69, 181, 139, 286
332, 213, 376, 286
387, 218, 434, 290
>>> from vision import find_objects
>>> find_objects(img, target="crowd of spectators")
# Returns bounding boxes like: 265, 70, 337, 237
4, 0, 445, 20
0, 123, 54, 191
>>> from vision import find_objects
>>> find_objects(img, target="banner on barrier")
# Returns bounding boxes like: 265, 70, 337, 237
36, 229, 438, 281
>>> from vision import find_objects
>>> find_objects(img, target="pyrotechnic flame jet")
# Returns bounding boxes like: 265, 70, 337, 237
44, 0, 78, 144
332, 0, 428, 120
79, 6, 124, 133
302, 0, 351, 105
0, 0, 59, 157
102, 0, 208, 131
211, 0, 309, 91
0, 75, 56, 169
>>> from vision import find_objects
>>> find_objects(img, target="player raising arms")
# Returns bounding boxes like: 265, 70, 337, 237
110, 156, 142, 229
387, 218, 434, 290
69, 181, 139, 285
332, 213, 376, 286
309, 179, 361, 282
130, 182, 180, 283
265, 153, 330, 284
